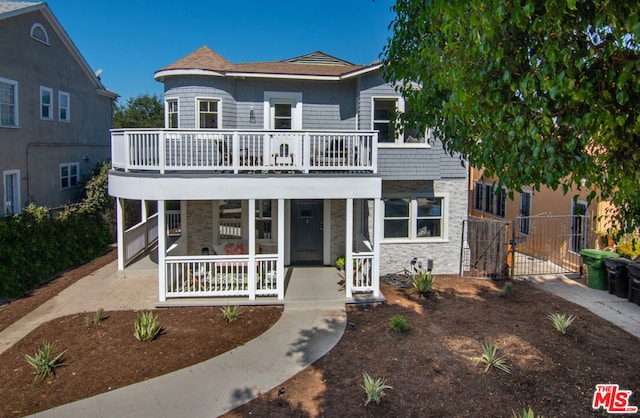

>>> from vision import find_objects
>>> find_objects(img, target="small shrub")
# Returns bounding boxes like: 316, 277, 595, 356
335, 256, 345, 270
134, 311, 162, 342
499, 282, 513, 297
24, 341, 67, 381
411, 269, 436, 296
389, 315, 409, 334
548, 313, 575, 335
512, 407, 544, 418
361, 372, 393, 405
472, 341, 511, 373
221, 304, 243, 322
85, 307, 105, 325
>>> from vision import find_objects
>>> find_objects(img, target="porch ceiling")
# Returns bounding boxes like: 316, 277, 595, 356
109, 172, 381, 200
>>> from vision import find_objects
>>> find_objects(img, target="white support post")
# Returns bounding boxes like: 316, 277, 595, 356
157, 200, 167, 302
277, 198, 285, 300
159, 131, 166, 174
116, 197, 125, 271
232, 132, 240, 174
372, 198, 382, 297
248, 199, 256, 300
346, 198, 354, 298
141, 200, 148, 247
303, 133, 311, 173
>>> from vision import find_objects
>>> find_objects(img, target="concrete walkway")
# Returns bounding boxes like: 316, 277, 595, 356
1, 261, 636, 417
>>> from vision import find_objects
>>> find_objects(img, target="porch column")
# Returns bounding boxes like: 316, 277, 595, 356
277, 198, 285, 300
248, 199, 256, 300
157, 199, 167, 302
372, 198, 382, 297
141, 200, 148, 247
116, 197, 125, 271
345, 198, 354, 298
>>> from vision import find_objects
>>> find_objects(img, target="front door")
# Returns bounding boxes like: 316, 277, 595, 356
291, 200, 323, 264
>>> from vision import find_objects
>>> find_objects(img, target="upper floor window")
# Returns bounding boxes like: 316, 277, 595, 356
58, 91, 70, 122
198, 99, 220, 128
0, 78, 18, 127
30, 23, 49, 45
273, 103, 292, 129
60, 162, 79, 189
372, 97, 428, 147
166, 99, 178, 128
40, 87, 53, 120
383, 196, 445, 240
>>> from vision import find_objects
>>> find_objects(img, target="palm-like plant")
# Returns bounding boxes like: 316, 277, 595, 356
548, 313, 575, 335
361, 372, 393, 405
472, 341, 511, 373
24, 341, 67, 381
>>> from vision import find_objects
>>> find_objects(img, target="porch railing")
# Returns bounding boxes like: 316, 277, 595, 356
123, 213, 158, 266
111, 129, 378, 174
165, 254, 279, 298
352, 252, 375, 293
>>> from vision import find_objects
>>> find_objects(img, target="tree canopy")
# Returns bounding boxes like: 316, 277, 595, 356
384, 0, 640, 232
113, 93, 164, 128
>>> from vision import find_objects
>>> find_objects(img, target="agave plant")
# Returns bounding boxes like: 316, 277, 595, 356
472, 341, 511, 373
24, 341, 67, 381
411, 269, 436, 296
134, 311, 162, 342
220, 304, 243, 322
361, 372, 393, 405
548, 313, 575, 335
512, 406, 544, 418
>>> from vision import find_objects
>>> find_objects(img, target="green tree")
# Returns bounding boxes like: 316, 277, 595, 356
384, 0, 640, 232
113, 93, 164, 128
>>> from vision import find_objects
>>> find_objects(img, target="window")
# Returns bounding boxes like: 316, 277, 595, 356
0, 78, 18, 127
3, 169, 20, 215
570, 201, 588, 253
373, 98, 397, 143
519, 191, 532, 234
30, 23, 49, 45
256, 200, 272, 240
40, 87, 53, 120
58, 91, 70, 122
384, 197, 444, 240
166, 99, 178, 128
474, 182, 506, 218
198, 99, 220, 128
60, 163, 79, 189
273, 103, 292, 129
264, 91, 302, 130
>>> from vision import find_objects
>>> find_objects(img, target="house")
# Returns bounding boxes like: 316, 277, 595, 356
0, 1, 116, 214
467, 166, 613, 276
108, 46, 468, 302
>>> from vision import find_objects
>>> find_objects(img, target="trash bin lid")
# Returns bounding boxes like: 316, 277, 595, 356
580, 249, 619, 260
628, 263, 640, 275
603, 257, 633, 268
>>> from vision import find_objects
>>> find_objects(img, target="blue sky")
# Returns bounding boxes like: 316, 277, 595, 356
43, 0, 397, 103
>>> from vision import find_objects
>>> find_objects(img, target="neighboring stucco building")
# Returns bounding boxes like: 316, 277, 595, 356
0, 1, 117, 214
109, 47, 468, 303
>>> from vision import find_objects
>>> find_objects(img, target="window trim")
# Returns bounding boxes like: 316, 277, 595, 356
196, 97, 222, 129
166, 98, 179, 128
0, 77, 19, 128
382, 193, 449, 243
59, 162, 79, 190
58, 91, 70, 122
40, 86, 53, 120
263, 91, 302, 130
3, 169, 20, 215
371, 96, 430, 149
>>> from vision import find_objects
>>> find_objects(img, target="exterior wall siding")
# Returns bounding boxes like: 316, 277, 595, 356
0, 9, 113, 210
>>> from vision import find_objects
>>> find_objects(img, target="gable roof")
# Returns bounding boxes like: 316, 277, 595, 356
155, 46, 382, 82
0, 1, 117, 99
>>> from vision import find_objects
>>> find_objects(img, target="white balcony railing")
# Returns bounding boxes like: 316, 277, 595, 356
111, 129, 378, 174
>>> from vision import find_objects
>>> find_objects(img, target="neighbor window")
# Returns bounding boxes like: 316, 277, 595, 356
58, 91, 70, 122
167, 99, 178, 128
40, 86, 53, 120
198, 99, 220, 128
474, 182, 507, 219
519, 191, 532, 234
60, 163, 79, 189
0, 78, 18, 127
384, 197, 444, 240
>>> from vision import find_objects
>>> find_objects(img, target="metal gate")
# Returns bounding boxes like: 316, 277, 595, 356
460, 217, 510, 279
510, 215, 587, 277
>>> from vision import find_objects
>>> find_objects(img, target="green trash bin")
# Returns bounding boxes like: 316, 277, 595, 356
580, 249, 619, 290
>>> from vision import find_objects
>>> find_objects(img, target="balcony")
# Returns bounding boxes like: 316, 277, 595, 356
111, 129, 378, 174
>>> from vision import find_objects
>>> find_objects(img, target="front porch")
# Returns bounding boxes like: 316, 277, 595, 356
116, 197, 383, 302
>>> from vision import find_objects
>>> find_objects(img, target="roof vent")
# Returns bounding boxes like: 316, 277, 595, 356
30, 23, 49, 45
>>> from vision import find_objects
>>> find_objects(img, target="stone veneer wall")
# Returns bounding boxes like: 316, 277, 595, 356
379, 178, 468, 275
186, 201, 213, 255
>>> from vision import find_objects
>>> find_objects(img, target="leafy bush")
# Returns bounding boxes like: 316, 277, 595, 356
361, 372, 393, 405
472, 341, 511, 373
548, 313, 575, 335
335, 256, 345, 270
220, 304, 243, 322
499, 282, 513, 297
134, 312, 162, 342
616, 236, 640, 259
389, 315, 409, 334
24, 341, 67, 381
411, 269, 435, 296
